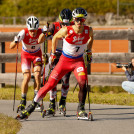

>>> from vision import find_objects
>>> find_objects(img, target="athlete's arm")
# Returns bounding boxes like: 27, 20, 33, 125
52, 27, 67, 53
10, 38, 19, 49
87, 27, 94, 51
38, 24, 55, 44
38, 33, 46, 43
10, 30, 24, 49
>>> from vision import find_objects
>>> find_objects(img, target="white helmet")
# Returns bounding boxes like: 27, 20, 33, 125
72, 7, 87, 19
26, 16, 39, 30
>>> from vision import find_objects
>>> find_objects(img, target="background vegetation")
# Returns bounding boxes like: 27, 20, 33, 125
0, 0, 134, 17
1, 85, 134, 106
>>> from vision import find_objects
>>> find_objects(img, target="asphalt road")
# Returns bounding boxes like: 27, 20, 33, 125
0, 100, 134, 134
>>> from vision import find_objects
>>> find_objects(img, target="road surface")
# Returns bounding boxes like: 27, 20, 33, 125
0, 100, 134, 134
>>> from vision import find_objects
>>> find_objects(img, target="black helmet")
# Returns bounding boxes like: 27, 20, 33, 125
72, 7, 87, 18
59, 8, 72, 23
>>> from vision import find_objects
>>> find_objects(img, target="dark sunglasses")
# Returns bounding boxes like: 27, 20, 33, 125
75, 18, 85, 22
61, 22, 70, 26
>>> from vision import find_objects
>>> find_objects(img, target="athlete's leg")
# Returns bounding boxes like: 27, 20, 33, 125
21, 70, 31, 94
34, 66, 41, 91
34, 57, 71, 103
49, 59, 59, 102
73, 61, 87, 117
46, 58, 59, 115
18, 51, 31, 112
61, 72, 71, 98
59, 72, 71, 113
18, 56, 72, 118
32, 53, 42, 106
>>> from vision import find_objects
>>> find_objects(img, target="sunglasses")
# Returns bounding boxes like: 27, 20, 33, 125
74, 18, 86, 22
61, 22, 70, 26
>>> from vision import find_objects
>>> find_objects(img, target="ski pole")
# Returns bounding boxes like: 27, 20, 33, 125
84, 52, 91, 112
43, 22, 49, 85
85, 52, 94, 121
73, 82, 78, 93
13, 39, 19, 111
42, 22, 49, 105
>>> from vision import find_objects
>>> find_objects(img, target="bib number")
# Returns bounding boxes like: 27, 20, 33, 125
31, 46, 35, 49
76, 46, 80, 52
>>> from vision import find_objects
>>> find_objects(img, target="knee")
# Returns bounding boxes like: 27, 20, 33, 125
23, 73, 31, 82
78, 79, 86, 89
34, 72, 41, 80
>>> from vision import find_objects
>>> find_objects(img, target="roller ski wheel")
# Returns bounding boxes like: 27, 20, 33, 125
88, 112, 94, 121
15, 113, 28, 121
59, 105, 66, 116
45, 108, 55, 117
16, 104, 25, 113
41, 110, 46, 118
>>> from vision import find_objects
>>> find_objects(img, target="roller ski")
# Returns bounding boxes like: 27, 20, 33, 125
77, 103, 93, 121
42, 100, 55, 118
77, 111, 93, 121
59, 105, 66, 116
59, 96, 66, 116
16, 111, 29, 121
42, 107, 55, 118
16, 102, 37, 120
16, 97, 26, 113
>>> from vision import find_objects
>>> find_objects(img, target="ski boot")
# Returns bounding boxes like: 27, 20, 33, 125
77, 103, 89, 120
35, 102, 44, 112
33, 92, 44, 112
17, 97, 26, 113
59, 105, 66, 116
59, 96, 66, 116
16, 102, 37, 120
42, 100, 55, 118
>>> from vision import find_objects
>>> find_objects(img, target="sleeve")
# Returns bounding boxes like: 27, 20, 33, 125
17, 29, 25, 42
125, 70, 134, 81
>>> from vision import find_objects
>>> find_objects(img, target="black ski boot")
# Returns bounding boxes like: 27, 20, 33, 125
16, 102, 37, 120
17, 97, 26, 113
77, 102, 88, 120
43, 99, 55, 117
33, 93, 44, 111
59, 96, 66, 116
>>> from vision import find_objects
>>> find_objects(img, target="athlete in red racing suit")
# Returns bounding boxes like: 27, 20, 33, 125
38, 9, 74, 116
17, 7, 93, 119
10, 16, 43, 112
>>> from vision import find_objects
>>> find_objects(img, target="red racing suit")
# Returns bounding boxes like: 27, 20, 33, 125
34, 25, 90, 104
17, 28, 43, 71
46, 22, 74, 100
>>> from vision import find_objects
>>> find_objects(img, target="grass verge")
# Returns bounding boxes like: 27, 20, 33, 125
0, 113, 21, 134
0, 85, 134, 106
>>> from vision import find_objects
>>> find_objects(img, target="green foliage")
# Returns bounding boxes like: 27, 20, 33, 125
0, 0, 134, 17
